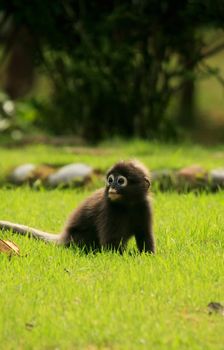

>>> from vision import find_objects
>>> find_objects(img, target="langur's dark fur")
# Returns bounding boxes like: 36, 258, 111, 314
0, 161, 155, 253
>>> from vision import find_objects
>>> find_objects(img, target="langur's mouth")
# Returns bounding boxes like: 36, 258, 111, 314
108, 193, 122, 201
108, 189, 122, 201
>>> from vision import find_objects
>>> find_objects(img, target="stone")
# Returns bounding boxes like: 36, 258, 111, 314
210, 169, 224, 188
31, 165, 56, 181
178, 165, 207, 180
151, 169, 175, 191
208, 302, 224, 315
177, 165, 208, 190
47, 163, 93, 187
9, 164, 36, 184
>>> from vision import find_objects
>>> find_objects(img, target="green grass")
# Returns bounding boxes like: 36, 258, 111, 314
1, 140, 224, 178
0, 187, 224, 350
0, 142, 224, 349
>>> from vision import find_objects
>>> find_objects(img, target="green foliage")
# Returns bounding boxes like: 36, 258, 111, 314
1, 1, 224, 140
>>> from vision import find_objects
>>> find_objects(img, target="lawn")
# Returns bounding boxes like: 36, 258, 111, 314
0, 142, 224, 349
1, 140, 224, 176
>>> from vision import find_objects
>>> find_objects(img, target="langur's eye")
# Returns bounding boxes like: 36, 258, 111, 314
117, 175, 128, 187
107, 174, 114, 185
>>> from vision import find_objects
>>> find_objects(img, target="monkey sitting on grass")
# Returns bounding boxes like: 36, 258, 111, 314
0, 160, 155, 253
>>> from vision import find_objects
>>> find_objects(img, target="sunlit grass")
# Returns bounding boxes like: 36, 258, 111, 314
0, 187, 223, 349
1, 140, 224, 180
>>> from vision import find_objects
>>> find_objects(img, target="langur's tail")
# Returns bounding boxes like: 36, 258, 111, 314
0, 220, 62, 243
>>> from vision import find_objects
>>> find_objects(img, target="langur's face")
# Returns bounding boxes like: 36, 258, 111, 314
105, 162, 150, 203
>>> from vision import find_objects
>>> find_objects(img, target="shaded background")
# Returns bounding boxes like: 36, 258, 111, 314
0, 0, 224, 144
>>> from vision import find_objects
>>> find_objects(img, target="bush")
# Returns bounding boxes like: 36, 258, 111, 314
1, 0, 224, 141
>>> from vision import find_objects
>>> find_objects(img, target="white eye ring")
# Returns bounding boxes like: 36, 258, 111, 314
107, 174, 114, 185
117, 175, 128, 187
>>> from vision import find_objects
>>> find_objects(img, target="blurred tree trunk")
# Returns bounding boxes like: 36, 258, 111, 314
2, 26, 35, 99
178, 33, 197, 130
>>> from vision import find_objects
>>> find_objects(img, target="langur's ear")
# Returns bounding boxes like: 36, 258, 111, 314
144, 177, 151, 188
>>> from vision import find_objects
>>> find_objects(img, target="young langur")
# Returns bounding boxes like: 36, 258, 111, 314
0, 161, 155, 253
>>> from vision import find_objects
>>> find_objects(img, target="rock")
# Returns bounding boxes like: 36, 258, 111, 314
210, 169, 224, 188
30, 165, 57, 188
151, 169, 175, 191
31, 165, 56, 181
47, 163, 93, 187
208, 302, 224, 315
9, 164, 36, 184
178, 165, 207, 180
177, 165, 208, 190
